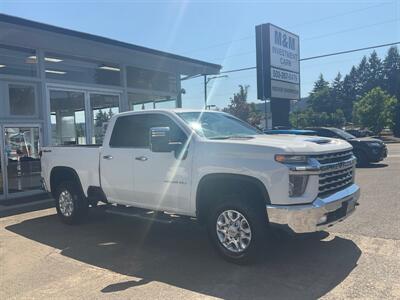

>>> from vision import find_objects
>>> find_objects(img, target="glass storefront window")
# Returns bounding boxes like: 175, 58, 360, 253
4, 127, 41, 194
128, 93, 176, 111
126, 66, 177, 93
8, 84, 36, 116
50, 90, 86, 145
0, 45, 37, 77
90, 93, 120, 144
44, 53, 121, 86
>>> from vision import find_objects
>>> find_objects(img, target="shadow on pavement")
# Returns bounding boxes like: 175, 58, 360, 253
6, 209, 361, 299
357, 163, 388, 169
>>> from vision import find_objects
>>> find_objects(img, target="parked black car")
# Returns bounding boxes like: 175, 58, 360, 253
346, 129, 374, 138
307, 127, 388, 166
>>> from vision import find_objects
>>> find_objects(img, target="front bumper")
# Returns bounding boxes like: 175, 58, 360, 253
368, 145, 387, 162
266, 184, 360, 233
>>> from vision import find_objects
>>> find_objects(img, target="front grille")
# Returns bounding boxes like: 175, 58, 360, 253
312, 150, 355, 197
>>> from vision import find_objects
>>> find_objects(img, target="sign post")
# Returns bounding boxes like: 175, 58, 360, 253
256, 23, 300, 128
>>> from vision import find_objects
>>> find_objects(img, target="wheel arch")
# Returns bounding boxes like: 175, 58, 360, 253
195, 173, 270, 224
50, 166, 85, 198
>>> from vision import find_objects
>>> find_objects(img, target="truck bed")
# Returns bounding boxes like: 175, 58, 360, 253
41, 146, 101, 195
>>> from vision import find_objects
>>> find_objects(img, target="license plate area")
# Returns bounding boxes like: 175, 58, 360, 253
325, 198, 355, 224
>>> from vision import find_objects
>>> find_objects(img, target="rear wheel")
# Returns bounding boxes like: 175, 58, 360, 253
207, 196, 269, 264
55, 181, 89, 225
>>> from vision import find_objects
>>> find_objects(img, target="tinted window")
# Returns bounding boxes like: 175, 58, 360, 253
110, 114, 186, 148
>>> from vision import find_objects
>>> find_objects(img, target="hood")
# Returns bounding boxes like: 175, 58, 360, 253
208, 134, 353, 154
349, 137, 383, 143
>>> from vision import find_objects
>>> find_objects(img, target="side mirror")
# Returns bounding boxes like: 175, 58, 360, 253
150, 127, 172, 152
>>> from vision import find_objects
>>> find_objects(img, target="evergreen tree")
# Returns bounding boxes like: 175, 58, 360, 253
331, 72, 345, 110
383, 46, 400, 99
383, 47, 400, 136
342, 66, 358, 121
365, 51, 384, 93
356, 56, 369, 96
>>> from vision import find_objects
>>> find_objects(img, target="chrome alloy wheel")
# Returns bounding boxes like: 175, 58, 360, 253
216, 210, 252, 253
59, 190, 74, 217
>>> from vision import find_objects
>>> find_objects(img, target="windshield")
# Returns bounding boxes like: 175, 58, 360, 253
330, 128, 356, 140
177, 112, 261, 139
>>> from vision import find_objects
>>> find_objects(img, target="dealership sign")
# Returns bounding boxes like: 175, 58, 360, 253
256, 23, 300, 100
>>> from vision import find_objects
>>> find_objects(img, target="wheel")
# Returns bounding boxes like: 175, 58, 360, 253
207, 196, 269, 264
55, 181, 89, 225
354, 150, 368, 167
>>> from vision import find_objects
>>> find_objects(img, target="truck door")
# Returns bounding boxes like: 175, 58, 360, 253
100, 116, 136, 204
130, 113, 192, 213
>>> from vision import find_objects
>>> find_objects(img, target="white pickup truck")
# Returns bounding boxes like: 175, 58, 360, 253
41, 109, 360, 263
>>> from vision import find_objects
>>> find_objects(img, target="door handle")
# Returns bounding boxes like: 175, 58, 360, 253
103, 155, 113, 160
135, 156, 148, 161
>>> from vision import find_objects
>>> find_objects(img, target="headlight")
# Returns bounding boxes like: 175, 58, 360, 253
289, 175, 309, 197
275, 154, 308, 164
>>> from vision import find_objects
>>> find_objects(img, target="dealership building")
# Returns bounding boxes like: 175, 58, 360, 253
0, 14, 221, 200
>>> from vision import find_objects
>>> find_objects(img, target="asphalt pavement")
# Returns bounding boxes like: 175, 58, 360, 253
0, 144, 399, 299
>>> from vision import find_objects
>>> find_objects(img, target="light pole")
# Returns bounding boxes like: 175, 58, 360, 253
203, 75, 228, 109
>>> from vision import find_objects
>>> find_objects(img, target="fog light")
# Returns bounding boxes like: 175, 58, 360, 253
289, 175, 309, 197
317, 215, 327, 225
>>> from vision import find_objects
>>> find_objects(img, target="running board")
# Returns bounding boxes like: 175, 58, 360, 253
105, 205, 194, 224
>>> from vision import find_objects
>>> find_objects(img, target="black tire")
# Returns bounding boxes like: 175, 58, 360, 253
354, 150, 368, 167
207, 194, 269, 264
55, 181, 89, 225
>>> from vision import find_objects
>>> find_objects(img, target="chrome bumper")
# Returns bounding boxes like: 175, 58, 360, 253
266, 184, 360, 233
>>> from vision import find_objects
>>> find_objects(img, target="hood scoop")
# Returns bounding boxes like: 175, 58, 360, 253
305, 137, 332, 144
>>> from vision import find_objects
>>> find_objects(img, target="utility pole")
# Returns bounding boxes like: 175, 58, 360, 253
203, 75, 228, 109
204, 75, 207, 108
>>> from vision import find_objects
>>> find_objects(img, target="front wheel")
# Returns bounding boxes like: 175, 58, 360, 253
354, 150, 368, 167
207, 199, 269, 264
55, 181, 88, 225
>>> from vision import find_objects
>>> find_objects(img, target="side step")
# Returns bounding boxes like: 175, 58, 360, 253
105, 205, 195, 224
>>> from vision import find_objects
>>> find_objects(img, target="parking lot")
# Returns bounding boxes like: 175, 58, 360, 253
1, 143, 399, 300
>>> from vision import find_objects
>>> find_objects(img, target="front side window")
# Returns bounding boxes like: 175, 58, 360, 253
110, 114, 186, 148
8, 84, 36, 116
177, 112, 261, 139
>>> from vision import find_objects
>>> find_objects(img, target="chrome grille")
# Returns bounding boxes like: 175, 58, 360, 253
312, 150, 355, 197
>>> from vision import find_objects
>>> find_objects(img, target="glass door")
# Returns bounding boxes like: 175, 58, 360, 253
3, 126, 42, 197
48, 86, 121, 145
89, 93, 120, 144
0, 128, 4, 200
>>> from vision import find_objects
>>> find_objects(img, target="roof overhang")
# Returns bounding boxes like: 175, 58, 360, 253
0, 14, 221, 76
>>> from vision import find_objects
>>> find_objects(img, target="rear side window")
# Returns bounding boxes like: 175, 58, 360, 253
109, 114, 186, 148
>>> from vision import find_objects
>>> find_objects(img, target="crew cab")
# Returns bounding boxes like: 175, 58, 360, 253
41, 109, 360, 263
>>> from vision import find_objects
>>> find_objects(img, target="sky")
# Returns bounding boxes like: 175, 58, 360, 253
1, 0, 399, 109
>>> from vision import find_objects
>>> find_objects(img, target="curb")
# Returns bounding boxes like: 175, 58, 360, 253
0, 199, 54, 218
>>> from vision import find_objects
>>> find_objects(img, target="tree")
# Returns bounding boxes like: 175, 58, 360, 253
247, 103, 263, 127
223, 85, 264, 127
308, 74, 337, 113
365, 51, 384, 93
355, 56, 369, 96
289, 108, 345, 128
353, 87, 398, 134
342, 66, 358, 121
383, 47, 400, 137
383, 46, 400, 99
223, 85, 250, 122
